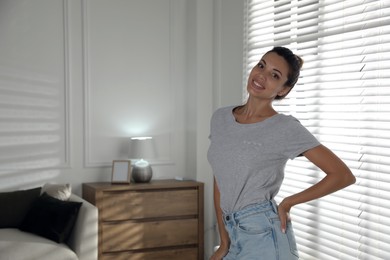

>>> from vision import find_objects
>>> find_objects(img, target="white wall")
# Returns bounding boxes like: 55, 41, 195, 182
0, 0, 243, 258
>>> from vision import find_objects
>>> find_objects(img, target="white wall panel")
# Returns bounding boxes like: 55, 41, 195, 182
83, 0, 185, 169
0, 0, 69, 189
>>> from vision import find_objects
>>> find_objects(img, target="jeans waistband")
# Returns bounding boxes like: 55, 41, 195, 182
223, 200, 278, 223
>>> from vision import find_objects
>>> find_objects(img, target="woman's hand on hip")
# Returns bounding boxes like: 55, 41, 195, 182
278, 199, 292, 233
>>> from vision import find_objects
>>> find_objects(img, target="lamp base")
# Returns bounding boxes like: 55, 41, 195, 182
132, 165, 153, 183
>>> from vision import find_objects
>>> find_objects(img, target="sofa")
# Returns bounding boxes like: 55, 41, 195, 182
0, 184, 98, 260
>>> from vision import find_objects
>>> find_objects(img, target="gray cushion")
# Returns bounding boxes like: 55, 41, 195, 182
0, 187, 41, 228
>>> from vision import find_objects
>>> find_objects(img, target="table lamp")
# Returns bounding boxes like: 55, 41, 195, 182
129, 136, 155, 183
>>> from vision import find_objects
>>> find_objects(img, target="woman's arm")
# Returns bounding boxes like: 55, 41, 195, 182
210, 178, 230, 260
278, 144, 356, 233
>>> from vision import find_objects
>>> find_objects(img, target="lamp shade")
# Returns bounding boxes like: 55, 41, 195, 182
128, 136, 156, 160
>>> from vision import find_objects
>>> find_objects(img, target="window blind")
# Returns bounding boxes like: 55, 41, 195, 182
244, 1, 390, 259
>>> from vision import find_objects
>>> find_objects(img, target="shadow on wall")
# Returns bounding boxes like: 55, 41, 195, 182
0, 67, 66, 191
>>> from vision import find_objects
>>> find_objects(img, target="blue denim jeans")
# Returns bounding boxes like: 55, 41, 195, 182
222, 200, 299, 260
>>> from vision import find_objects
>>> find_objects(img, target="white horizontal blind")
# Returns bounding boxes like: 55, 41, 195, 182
244, 0, 390, 259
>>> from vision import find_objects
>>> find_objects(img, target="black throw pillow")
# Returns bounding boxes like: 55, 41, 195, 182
0, 187, 41, 228
19, 192, 82, 243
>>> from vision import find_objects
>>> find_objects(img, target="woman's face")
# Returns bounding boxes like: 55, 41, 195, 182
246, 52, 291, 100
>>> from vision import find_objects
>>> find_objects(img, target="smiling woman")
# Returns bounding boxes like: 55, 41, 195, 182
208, 46, 355, 260
247, 48, 303, 101
243, 1, 390, 259
246, 52, 290, 100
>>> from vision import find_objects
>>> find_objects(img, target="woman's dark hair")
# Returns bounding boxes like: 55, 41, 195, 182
267, 46, 303, 100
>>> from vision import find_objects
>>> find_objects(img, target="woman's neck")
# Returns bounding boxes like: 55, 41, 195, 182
233, 101, 277, 124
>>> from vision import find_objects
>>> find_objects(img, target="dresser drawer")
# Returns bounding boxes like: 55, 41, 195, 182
101, 218, 198, 252
101, 248, 198, 260
101, 189, 198, 221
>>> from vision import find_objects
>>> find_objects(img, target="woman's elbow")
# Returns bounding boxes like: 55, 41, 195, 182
342, 170, 356, 187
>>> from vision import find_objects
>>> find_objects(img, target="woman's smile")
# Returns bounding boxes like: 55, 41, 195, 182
250, 78, 266, 94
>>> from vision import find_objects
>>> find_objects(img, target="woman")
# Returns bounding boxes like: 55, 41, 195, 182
208, 46, 355, 260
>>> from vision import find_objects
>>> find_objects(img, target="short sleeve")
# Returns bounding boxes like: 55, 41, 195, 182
281, 116, 320, 159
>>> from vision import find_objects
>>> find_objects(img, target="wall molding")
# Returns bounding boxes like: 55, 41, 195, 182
81, 0, 91, 167
62, 0, 71, 168
82, 0, 178, 168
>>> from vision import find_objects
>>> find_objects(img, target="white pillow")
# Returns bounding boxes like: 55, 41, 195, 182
41, 183, 72, 201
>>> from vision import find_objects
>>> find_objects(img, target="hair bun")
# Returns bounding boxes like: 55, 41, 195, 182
295, 55, 304, 69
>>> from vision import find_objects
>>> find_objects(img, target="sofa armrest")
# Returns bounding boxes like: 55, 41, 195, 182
67, 194, 98, 260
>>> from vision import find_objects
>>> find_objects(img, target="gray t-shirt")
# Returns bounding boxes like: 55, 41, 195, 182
207, 106, 320, 214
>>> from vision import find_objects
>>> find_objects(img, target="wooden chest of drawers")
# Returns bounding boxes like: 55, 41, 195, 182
82, 180, 204, 260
